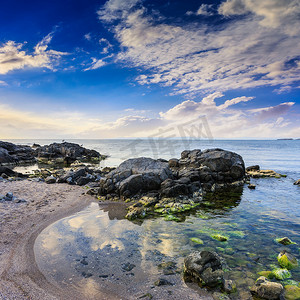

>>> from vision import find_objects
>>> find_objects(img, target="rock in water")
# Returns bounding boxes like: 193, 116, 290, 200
183, 251, 224, 287
294, 179, 300, 185
45, 176, 57, 184
99, 148, 246, 199
275, 237, 296, 245
250, 276, 283, 300
277, 251, 298, 270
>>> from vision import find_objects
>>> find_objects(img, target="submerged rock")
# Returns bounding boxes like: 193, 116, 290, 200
184, 251, 224, 287
250, 276, 283, 299
272, 268, 292, 280
246, 169, 285, 178
294, 179, 300, 185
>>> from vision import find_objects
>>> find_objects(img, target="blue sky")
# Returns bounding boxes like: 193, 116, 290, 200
0, 0, 299, 139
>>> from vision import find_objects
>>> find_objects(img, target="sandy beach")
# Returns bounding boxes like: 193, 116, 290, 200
0, 180, 96, 300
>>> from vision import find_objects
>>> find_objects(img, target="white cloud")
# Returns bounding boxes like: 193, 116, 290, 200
218, 0, 300, 35
0, 94, 298, 139
0, 80, 8, 86
84, 58, 106, 71
98, 0, 300, 97
0, 32, 67, 74
84, 33, 92, 41
187, 4, 214, 16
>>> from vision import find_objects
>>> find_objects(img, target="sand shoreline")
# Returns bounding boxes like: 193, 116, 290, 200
0, 180, 98, 300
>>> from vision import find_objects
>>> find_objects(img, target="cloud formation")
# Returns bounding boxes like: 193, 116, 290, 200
0, 32, 66, 74
98, 0, 300, 97
0, 93, 298, 139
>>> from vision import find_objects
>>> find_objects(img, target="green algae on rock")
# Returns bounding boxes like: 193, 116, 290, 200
284, 285, 300, 300
272, 268, 292, 280
190, 237, 204, 244
278, 251, 298, 270
275, 237, 296, 245
211, 234, 229, 242
257, 270, 275, 279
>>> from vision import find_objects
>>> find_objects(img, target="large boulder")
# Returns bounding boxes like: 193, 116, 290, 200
183, 251, 224, 287
99, 157, 172, 197
0, 141, 35, 165
99, 149, 245, 199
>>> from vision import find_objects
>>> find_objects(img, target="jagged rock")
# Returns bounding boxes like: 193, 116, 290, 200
0, 141, 35, 165
184, 251, 224, 287
33, 142, 102, 164
99, 149, 246, 200
250, 276, 283, 299
246, 165, 260, 172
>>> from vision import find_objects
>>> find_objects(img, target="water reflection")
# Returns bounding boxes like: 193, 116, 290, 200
35, 178, 300, 300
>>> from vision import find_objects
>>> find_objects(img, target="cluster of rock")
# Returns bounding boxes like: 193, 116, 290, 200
34, 142, 105, 165
0, 192, 26, 203
0, 141, 35, 165
0, 141, 105, 166
246, 165, 286, 178
98, 149, 245, 201
29, 166, 114, 186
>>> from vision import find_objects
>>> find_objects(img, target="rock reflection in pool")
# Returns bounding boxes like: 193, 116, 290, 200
35, 179, 300, 300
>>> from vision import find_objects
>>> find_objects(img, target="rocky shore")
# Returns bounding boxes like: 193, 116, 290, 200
0, 141, 298, 300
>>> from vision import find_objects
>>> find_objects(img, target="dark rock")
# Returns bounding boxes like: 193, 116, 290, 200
81, 272, 93, 278
0, 141, 36, 165
168, 158, 179, 168
294, 179, 300, 185
45, 176, 56, 184
184, 251, 224, 287
80, 258, 88, 265
246, 165, 260, 172
248, 184, 256, 189
154, 278, 173, 286
34, 142, 102, 164
0, 166, 26, 178
121, 263, 136, 272
250, 276, 283, 299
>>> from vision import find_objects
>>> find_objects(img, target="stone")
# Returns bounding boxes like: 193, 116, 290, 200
271, 268, 291, 280
284, 285, 300, 300
275, 237, 296, 245
154, 278, 173, 286
277, 251, 298, 270
246, 165, 260, 172
184, 251, 224, 287
223, 279, 236, 293
248, 184, 256, 189
250, 276, 283, 299
45, 176, 57, 184
294, 179, 300, 185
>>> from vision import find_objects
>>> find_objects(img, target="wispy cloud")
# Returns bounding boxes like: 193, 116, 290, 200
186, 4, 214, 16
98, 0, 300, 97
0, 80, 8, 86
0, 32, 67, 74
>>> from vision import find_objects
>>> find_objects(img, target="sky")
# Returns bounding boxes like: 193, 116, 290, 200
0, 0, 299, 139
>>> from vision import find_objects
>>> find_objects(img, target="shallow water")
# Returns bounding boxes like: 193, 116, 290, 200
35, 174, 300, 299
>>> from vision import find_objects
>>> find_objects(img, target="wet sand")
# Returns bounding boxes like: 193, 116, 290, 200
0, 180, 97, 300
0, 180, 213, 300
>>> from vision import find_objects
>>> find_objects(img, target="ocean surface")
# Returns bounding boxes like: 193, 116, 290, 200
7, 139, 300, 299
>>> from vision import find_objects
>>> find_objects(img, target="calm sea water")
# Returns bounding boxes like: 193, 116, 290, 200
6, 139, 300, 299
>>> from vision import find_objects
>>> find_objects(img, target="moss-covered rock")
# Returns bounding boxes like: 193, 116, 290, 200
211, 234, 229, 242
284, 285, 300, 300
164, 214, 181, 222
258, 271, 275, 279
251, 276, 283, 300
278, 251, 298, 270
190, 237, 204, 244
275, 237, 296, 245
271, 268, 292, 280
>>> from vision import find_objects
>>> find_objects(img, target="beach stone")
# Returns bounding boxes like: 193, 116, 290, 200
184, 251, 224, 287
284, 285, 300, 300
4, 192, 13, 201
154, 278, 173, 286
277, 251, 298, 270
250, 276, 283, 299
45, 176, 57, 184
246, 165, 260, 172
